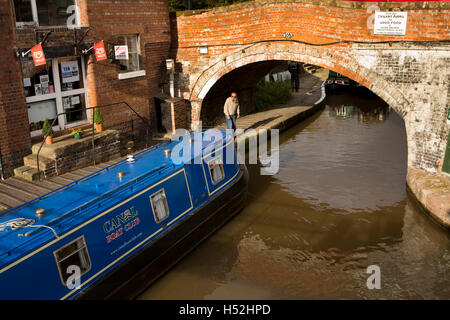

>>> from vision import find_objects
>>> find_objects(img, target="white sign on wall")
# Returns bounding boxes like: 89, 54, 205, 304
374, 12, 407, 36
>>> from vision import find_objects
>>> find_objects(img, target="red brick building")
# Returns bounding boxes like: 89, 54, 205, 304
0, 0, 172, 178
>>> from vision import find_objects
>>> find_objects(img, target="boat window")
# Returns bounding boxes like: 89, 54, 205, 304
150, 189, 170, 223
54, 235, 91, 286
208, 157, 225, 185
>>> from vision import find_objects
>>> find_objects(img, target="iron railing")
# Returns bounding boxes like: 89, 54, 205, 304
36, 101, 151, 181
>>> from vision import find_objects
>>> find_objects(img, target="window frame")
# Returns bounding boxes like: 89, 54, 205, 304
116, 34, 141, 74
149, 188, 170, 224
207, 156, 225, 185
53, 235, 91, 287
24, 57, 90, 138
13, 0, 80, 28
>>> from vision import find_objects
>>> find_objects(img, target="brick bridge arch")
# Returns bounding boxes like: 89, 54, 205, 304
172, 0, 450, 173
189, 41, 410, 119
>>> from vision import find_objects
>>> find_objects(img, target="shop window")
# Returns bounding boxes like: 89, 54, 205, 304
150, 189, 169, 223
54, 235, 91, 286
22, 60, 55, 98
208, 157, 225, 185
21, 57, 88, 136
62, 93, 87, 124
13, 0, 76, 27
113, 35, 140, 72
27, 99, 58, 132
59, 59, 83, 91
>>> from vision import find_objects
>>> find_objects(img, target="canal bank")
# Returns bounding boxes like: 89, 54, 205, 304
406, 169, 450, 229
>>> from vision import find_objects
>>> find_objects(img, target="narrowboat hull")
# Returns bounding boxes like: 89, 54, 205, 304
77, 164, 248, 300
0, 130, 248, 300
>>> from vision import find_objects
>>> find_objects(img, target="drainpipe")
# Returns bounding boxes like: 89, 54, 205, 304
166, 59, 175, 98
0, 147, 4, 180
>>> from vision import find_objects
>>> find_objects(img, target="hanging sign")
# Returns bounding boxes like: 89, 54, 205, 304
114, 45, 129, 60
94, 41, 107, 61
374, 12, 408, 35
31, 43, 46, 66
61, 60, 80, 83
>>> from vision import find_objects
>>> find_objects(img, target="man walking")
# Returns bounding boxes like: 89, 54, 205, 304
288, 61, 300, 92
224, 92, 240, 131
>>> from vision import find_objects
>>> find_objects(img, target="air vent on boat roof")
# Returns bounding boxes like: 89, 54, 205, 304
35, 208, 46, 217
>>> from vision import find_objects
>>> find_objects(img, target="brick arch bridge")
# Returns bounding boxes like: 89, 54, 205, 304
171, 0, 450, 173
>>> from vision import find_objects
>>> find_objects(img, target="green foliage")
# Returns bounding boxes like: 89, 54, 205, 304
253, 80, 292, 112
42, 118, 53, 137
94, 108, 104, 124
169, 0, 250, 11
71, 128, 81, 136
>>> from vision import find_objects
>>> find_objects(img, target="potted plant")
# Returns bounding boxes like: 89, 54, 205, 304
42, 118, 54, 145
94, 108, 104, 133
71, 128, 82, 139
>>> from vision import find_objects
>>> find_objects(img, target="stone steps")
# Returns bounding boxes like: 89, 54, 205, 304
13, 129, 122, 181
23, 154, 55, 171
13, 165, 44, 182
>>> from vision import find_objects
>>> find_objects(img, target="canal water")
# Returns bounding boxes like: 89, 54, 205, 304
139, 90, 450, 300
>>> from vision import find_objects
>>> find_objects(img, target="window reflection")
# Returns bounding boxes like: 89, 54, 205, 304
27, 99, 58, 132
21, 60, 54, 98
63, 94, 87, 124
36, 0, 74, 26
13, 0, 34, 23
111, 35, 140, 72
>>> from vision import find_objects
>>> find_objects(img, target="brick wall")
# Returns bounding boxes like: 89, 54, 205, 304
0, 1, 32, 177
1, 0, 172, 177
80, 0, 171, 132
171, 0, 450, 173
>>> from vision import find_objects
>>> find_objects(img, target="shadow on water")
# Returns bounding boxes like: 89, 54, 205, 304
138, 91, 450, 300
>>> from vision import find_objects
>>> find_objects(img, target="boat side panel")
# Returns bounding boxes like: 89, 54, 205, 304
0, 138, 243, 300
0, 169, 192, 300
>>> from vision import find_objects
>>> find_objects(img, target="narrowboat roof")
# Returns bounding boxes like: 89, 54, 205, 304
0, 129, 231, 269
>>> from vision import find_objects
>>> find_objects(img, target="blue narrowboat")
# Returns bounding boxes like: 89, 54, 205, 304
0, 129, 248, 300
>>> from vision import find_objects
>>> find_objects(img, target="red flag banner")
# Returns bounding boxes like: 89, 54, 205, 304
31, 43, 46, 66
94, 41, 107, 61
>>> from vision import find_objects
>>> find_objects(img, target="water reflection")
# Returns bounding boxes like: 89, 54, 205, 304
138, 92, 450, 300
327, 92, 391, 123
